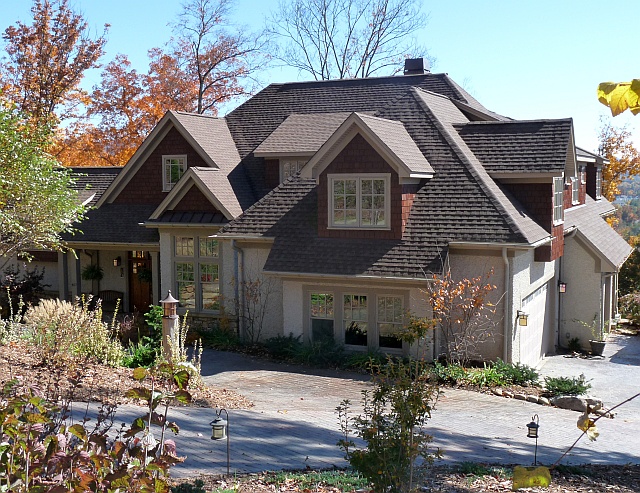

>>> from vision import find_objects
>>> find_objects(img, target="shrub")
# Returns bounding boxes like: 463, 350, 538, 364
0, 264, 48, 318
144, 303, 164, 343
295, 338, 345, 367
263, 333, 303, 360
122, 336, 160, 368
338, 358, 441, 493
345, 350, 387, 372
23, 296, 124, 366
544, 375, 591, 396
567, 337, 582, 353
491, 359, 539, 386
619, 293, 640, 326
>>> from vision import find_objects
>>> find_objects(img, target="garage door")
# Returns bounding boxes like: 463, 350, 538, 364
519, 282, 549, 367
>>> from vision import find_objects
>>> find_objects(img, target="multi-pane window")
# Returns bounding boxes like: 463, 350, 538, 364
580, 166, 587, 184
176, 263, 195, 309
596, 168, 602, 199
163, 155, 186, 191
344, 294, 368, 346
571, 177, 579, 204
310, 293, 334, 342
174, 235, 220, 311
553, 176, 564, 224
377, 296, 403, 349
330, 175, 389, 228
280, 159, 307, 181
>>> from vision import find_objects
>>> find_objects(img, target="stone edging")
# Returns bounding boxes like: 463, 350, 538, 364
490, 388, 614, 418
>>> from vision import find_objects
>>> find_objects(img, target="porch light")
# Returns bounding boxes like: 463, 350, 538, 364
517, 310, 528, 327
160, 291, 178, 318
210, 409, 230, 475
558, 281, 566, 293
113, 256, 122, 267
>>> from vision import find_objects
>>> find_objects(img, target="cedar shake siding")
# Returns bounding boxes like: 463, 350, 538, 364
317, 134, 402, 240
265, 158, 280, 190
503, 183, 553, 231
113, 127, 209, 205
172, 185, 220, 213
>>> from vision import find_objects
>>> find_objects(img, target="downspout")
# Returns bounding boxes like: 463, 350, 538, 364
502, 247, 510, 362
231, 240, 245, 338
559, 229, 578, 349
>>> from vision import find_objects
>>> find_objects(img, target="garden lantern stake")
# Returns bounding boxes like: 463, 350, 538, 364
526, 414, 540, 465
210, 408, 230, 475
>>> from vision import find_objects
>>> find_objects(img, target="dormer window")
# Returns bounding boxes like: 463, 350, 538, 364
163, 155, 186, 191
553, 176, 564, 224
571, 177, 579, 205
329, 174, 390, 229
595, 168, 602, 199
280, 159, 307, 181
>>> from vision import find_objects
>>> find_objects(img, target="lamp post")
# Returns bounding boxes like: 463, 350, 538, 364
160, 291, 179, 359
210, 409, 230, 475
526, 414, 540, 465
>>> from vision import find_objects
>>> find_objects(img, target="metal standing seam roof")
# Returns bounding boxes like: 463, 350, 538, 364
564, 197, 632, 269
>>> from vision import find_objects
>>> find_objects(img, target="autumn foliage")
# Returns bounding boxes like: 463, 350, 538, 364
598, 122, 640, 202
426, 269, 499, 365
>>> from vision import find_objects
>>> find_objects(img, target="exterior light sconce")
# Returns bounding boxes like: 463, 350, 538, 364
558, 281, 566, 293
113, 256, 122, 267
526, 414, 540, 465
210, 409, 230, 475
517, 310, 528, 327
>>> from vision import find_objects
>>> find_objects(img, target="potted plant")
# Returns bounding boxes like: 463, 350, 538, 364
81, 264, 104, 282
576, 315, 607, 356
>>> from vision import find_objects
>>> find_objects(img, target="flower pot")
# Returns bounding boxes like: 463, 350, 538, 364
589, 340, 606, 356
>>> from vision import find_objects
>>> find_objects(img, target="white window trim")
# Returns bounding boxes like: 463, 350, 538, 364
163, 154, 187, 192
571, 177, 579, 205
328, 173, 391, 230
595, 168, 602, 199
553, 176, 564, 225
173, 235, 220, 313
580, 166, 587, 184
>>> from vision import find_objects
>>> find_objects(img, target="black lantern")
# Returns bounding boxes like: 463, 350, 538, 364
113, 256, 122, 267
210, 409, 230, 475
160, 291, 178, 318
558, 281, 567, 294
526, 414, 540, 465
517, 310, 528, 327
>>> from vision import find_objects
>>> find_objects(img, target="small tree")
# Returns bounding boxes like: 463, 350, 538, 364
427, 268, 499, 365
0, 99, 85, 268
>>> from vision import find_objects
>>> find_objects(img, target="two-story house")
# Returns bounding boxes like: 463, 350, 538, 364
22, 60, 629, 366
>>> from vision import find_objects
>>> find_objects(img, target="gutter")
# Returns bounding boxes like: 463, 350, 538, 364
502, 247, 511, 362
231, 240, 245, 338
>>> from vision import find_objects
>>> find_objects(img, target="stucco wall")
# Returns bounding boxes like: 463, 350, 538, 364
561, 235, 604, 350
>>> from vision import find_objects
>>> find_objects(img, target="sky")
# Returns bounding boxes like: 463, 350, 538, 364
2, 0, 639, 153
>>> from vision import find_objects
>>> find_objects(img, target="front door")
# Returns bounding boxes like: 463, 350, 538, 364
129, 251, 153, 313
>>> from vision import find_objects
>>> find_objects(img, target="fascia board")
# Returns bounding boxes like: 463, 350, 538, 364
253, 150, 315, 158
574, 229, 618, 271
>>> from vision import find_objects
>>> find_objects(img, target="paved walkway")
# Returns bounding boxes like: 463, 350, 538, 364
105, 334, 640, 478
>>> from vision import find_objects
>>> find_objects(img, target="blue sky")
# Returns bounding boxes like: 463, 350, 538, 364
2, 0, 638, 152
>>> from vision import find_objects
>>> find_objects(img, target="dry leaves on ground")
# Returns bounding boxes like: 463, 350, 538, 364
0, 340, 252, 409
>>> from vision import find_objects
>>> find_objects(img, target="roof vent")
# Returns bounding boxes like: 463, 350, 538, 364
404, 58, 430, 75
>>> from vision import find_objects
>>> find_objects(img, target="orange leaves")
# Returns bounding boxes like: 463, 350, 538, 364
598, 122, 640, 202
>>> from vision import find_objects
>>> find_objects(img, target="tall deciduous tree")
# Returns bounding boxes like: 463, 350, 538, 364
268, 0, 431, 80
0, 99, 85, 268
0, 0, 108, 123
598, 122, 640, 202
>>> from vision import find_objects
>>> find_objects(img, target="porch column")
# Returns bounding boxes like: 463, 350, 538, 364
150, 251, 160, 305
59, 251, 69, 300
75, 255, 82, 298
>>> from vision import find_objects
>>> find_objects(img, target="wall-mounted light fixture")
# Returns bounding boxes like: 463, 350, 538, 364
517, 310, 528, 327
558, 281, 566, 293
113, 256, 122, 267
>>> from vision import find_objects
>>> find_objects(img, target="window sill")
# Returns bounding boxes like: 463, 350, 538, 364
327, 225, 391, 231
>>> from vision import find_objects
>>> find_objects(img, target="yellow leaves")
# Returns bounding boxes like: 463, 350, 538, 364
577, 411, 599, 441
598, 79, 640, 116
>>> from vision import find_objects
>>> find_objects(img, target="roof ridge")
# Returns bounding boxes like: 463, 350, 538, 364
411, 88, 546, 244
355, 112, 404, 125
458, 118, 573, 126
172, 110, 221, 120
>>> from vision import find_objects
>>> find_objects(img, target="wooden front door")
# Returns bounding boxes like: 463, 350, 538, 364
129, 251, 153, 313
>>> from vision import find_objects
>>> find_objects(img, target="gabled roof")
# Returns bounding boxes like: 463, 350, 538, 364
565, 197, 632, 270
149, 167, 242, 222
455, 119, 573, 175
70, 167, 121, 207
302, 112, 434, 179
97, 111, 247, 207
576, 146, 607, 164
254, 113, 352, 157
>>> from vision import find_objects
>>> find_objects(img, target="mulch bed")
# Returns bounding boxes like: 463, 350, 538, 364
0, 340, 252, 409
171, 464, 640, 492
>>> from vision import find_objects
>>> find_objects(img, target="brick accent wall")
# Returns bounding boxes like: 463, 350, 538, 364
318, 133, 402, 240
113, 126, 208, 205
504, 182, 565, 262
264, 159, 280, 190
172, 184, 220, 213
402, 183, 421, 231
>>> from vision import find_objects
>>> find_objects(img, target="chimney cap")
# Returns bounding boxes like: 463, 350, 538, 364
404, 58, 430, 75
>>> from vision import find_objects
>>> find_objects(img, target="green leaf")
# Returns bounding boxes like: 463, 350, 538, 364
174, 390, 192, 404
173, 369, 190, 389
68, 423, 87, 441
133, 367, 148, 381
126, 387, 152, 401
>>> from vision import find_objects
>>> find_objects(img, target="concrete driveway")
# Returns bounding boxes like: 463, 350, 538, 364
108, 334, 640, 478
